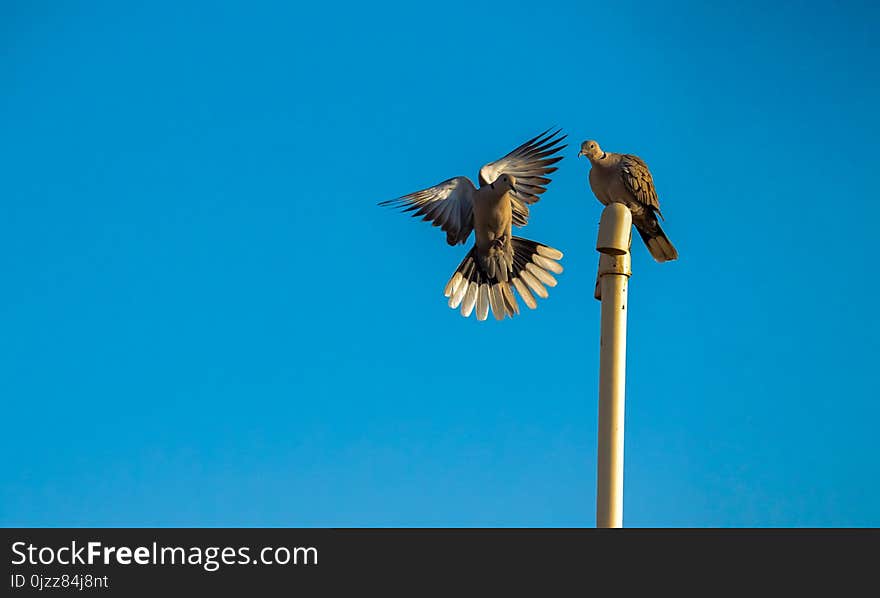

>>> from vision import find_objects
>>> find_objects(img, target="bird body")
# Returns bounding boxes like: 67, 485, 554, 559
380, 129, 567, 320
588, 154, 651, 219
579, 140, 678, 263
472, 182, 514, 282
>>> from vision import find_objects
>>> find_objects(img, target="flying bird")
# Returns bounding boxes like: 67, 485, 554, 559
579, 140, 678, 262
379, 129, 567, 321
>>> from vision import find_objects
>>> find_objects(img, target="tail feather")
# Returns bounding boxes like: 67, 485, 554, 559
460, 282, 478, 318
501, 283, 520, 316
637, 221, 678, 263
476, 283, 490, 321
444, 236, 563, 321
512, 277, 537, 309
489, 283, 505, 321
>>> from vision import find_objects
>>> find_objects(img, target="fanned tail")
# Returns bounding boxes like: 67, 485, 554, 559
443, 236, 564, 321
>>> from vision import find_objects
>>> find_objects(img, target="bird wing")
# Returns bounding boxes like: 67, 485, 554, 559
378, 176, 476, 245
478, 129, 567, 227
619, 154, 663, 217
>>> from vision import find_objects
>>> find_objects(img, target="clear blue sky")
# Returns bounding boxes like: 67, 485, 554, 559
2, 1, 878, 527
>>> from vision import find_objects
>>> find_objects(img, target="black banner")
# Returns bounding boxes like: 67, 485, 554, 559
1, 529, 876, 594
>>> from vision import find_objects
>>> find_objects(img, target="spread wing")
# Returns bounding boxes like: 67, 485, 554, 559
478, 128, 567, 227
620, 154, 663, 218
378, 176, 476, 245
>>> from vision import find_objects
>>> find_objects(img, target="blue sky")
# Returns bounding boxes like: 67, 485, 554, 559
1, 1, 878, 527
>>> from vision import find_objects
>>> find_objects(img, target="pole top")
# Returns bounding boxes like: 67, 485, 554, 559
596, 203, 632, 256
595, 203, 633, 300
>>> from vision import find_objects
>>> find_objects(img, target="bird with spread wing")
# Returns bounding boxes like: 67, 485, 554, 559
379, 129, 567, 321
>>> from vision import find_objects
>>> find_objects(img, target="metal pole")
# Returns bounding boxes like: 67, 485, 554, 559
595, 203, 632, 528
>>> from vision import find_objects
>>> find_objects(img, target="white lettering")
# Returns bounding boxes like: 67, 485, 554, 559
10, 542, 26, 565
134, 546, 150, 564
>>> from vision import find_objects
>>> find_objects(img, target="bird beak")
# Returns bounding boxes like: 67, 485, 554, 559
578, 150, 585, 158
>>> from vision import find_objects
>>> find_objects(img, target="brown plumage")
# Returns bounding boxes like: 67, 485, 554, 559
579, 140, 678, 262
379, 129, 567, 320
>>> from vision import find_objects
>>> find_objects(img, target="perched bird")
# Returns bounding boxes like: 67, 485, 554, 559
579, 140, 678, 262
379, 129, 567, 321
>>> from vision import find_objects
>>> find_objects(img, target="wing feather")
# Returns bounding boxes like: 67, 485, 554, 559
478, 129, 567, 227
378, 176, 476, 245
619, 154, 662, 217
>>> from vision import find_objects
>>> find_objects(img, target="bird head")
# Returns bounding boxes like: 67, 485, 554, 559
578, 140, 605, 161
490, 174, 517, 193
